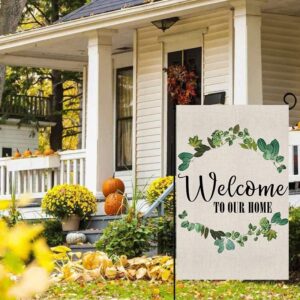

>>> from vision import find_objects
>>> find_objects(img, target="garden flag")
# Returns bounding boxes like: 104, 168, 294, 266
176, 106, 289, 280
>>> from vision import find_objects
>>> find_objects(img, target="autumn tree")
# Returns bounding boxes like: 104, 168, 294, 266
4, 0, 88, 150
0, 0, 28, 103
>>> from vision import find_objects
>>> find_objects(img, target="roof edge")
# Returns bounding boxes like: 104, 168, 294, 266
0, 0, 228, 52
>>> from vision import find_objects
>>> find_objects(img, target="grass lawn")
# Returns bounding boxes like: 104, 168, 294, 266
176, 275, 300, 300
36, 278, 300, 300
36, 281, 174, 300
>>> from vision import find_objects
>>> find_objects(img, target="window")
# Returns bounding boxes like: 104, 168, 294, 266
116, 67, 133, 171
2, 147, 12, 157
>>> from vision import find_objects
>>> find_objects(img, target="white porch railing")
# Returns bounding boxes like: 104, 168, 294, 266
289, 131, 300, 183
0, 149, 86, 200
287, 130, 300, 207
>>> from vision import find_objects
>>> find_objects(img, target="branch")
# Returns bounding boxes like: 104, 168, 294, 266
26, 6, 45, 27
30, 3, 51, 25
63, 125, 81, 130
63, 108, 82, 113
62, 131, 82, 138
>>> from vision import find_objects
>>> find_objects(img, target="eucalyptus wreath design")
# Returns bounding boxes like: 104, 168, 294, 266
179, 210, 288, 254
178, 124, 287, 173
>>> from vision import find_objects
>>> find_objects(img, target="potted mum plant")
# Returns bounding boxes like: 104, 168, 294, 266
42, 184, 97, 231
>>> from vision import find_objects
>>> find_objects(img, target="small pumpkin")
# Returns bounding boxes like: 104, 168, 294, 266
66, 232, 87, 245
23, 148, 32, 158
102, 177, 125, 197
34, 149, 42, 156
13, 149, 22, 159
104, 192, 126, 216
44, 148, 55, 156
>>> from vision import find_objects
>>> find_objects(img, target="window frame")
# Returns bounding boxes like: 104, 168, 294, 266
115, 66, 134, 172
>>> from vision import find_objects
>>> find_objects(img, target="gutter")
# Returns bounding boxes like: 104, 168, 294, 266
0, 0, 228, 52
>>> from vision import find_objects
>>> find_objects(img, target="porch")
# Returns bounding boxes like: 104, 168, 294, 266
0, 0, 299, 201
0, 149, 86, 200
0, 94, 54, 121
0, 129, 300, 206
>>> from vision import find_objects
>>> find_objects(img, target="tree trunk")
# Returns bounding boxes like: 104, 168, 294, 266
50, 70, 64, 151
49, 0, 63, 151
0, 0, 27, 103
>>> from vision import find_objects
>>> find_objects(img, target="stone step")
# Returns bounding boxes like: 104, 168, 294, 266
65, 229, 102, 244
82, 214, 122, 230
70, 244, 96, 253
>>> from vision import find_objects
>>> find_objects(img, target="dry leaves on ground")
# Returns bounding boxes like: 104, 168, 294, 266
51, 247, 173, 284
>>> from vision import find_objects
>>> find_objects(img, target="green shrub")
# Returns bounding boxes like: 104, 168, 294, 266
29, 219, 64, 247
289, 206, 300, 271
153, 216, 174, 256
43, 219, 64, 247
96, 218, 154, 258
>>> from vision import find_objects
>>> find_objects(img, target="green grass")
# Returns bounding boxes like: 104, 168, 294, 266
36, 274, 300, 300
176, 277, 300, 300
36, 281, 174, 300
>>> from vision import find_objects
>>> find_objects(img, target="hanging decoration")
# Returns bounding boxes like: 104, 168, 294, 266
163, 65, 198, 105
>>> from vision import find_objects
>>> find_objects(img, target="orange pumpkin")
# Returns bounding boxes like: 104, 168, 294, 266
102, 177, 125, 197
44, 148, 55, 156
104, 192, 126, 215
13, 149, 22, 159
34, 149, 42, 156
23, 148, 32, 158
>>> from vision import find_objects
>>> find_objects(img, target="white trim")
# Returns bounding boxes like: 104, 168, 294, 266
132, 30, 138, 182
113, 51, 133, 174
161, 41, 166, 177
0, 54, 86, 72
81, 66, 87, 149
0, 0, 228, 53
228, 9, 234, 105
0, 118, 55, 127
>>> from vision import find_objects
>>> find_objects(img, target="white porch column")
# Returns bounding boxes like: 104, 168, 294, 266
85, 31, 114, 195
231, 0, 265, 104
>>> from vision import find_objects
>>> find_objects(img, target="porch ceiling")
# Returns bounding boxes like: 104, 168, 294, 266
0, 29, 134, 71
0, 0, 229, 71
263, 0, 300, 17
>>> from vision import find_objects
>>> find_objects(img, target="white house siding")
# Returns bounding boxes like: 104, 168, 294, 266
115, 170, 133, 197
262, 14, 300, 126
0, 124, 38, 157
136, 8, 231, 187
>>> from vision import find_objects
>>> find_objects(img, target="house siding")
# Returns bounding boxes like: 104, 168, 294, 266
136, 8, 231, 186
262, 14, 300, 126
0, 124, 38, 157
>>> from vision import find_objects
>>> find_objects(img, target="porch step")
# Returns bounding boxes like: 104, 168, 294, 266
82, 214, 122, 230
70, 244, 96, 253
65, 229, 103, 244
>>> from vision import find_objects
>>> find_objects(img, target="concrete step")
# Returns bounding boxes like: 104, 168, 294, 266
82, 214, 122, 230
70, 244, 96, 253
64, 229, 103, 244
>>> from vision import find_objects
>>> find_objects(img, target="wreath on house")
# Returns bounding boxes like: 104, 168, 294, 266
163, 65, 198, 105
178, 124, 288, 253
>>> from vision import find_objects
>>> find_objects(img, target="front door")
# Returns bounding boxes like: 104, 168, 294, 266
167, 47, 202, 176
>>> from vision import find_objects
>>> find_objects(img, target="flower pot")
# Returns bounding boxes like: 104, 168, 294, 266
62, 214, 80, 231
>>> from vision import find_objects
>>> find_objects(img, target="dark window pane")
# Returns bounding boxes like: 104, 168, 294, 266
184, 47, 202, 105
116, 119, 132, 170
116, 67, 133, 171
2, 148, 12, 157
117, 68, 133, 119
